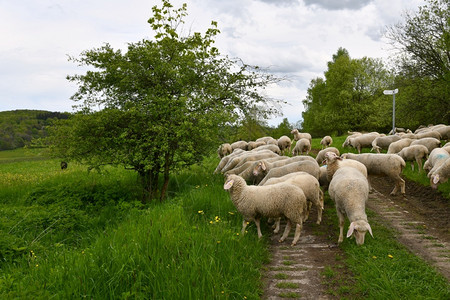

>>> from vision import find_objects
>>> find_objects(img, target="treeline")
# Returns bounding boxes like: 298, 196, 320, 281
0, 110, 70, 150
302, 0, 449, 136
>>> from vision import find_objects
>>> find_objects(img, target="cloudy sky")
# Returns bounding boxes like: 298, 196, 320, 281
0, 0, 425, 126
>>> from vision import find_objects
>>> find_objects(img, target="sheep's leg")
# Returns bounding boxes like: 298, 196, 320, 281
416, 158, 423, 172
241, 219, 249, 235
273, 218, 281, 234
304, 201, 311, 222
316, 204, 323, 225
254, 218, 263, 239
279, 220, 291, 243
410, 161, 415, 171
337, 211, 345, 243
291, 222, 303, 246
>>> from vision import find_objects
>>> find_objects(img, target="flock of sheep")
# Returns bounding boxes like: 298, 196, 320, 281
216, 125, 450, 246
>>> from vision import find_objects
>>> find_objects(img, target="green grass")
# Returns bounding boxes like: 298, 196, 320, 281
0, 144, 449, 299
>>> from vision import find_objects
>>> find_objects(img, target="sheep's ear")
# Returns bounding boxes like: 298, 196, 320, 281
261, 162, 266, 171
433, 174, 440, 185
224, 179, 234, 190
347, 222, 356, 238
367, 223, 374, 238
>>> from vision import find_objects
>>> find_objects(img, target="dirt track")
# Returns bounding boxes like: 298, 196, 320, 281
262, 176, 450, 299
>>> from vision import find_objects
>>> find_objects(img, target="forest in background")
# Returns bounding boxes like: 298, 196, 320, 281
0, 110, 70, 151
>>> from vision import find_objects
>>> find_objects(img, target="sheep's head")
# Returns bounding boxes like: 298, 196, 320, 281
252, 161, 266, 176
347, 220, 373, 245
324, 152, 341, 165
224, 175, 236, 190
430, 174, 447, 189
290, 129, 298, 134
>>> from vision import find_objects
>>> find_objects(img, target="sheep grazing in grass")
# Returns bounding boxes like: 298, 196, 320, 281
252, 144, 281, 155
220, 150, 278, 174
217, 143, 232, 158
387, 138, 414, 154
214, 149, 245, 174
410, 137, 441, 153
292, 138, 311, 156
320, 136, 333, 149
340, 153, 406, 196
263, 172, 324, 225
434, 125, 450, 140
424, 148, 450, 176
291, 129, 312, 143
251, 156, 317, 184
342, 132, 362, 148
429, 158, 450, 189
231, 140, 248, 151
319, 165, 329, 189
315, 147, 340, 165
371, 135, 401, 153
224, 174, 308, 246
277, 135, 292, 154
247, 141, 266, 151
329, 166, 373, 245
396, 145, 429, 172
257, 160, 320, 186
347, 133, 380, 153
256, 136, 278, 145
415, 130, 442, 140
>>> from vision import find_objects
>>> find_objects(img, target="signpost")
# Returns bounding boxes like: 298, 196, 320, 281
383, 88, 398, 134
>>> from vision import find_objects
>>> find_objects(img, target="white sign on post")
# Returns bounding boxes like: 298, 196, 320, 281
383, 88, 399, 134
383, 89, 398, 95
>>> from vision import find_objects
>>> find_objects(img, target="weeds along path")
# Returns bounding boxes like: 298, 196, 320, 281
368, 176, 450, 281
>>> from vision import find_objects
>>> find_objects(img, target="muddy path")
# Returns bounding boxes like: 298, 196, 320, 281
262, 176, 450, 299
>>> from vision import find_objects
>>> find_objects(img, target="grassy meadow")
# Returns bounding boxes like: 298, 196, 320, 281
0, 142, 449, 299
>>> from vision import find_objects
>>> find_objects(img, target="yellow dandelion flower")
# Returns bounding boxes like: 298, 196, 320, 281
388, 254, 394, 259
217, 241, 221, 244
372, 256, 377, 259
35, 264, 39, 267
221, 291, 224, 294
228, 212, 234, 215
236, 233, 240, 236
198, 210, 204, 214
209, 221, 213, 224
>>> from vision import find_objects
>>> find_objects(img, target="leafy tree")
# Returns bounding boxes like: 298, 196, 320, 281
385, 0, 450, 125
302, 48, 393, 136
47, 0, 282, 202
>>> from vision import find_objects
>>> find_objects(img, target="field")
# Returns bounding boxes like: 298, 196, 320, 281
0, 143, 449, 299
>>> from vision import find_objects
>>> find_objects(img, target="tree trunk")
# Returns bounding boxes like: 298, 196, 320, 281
160, 151, 172, 201
139, 168, 159, 203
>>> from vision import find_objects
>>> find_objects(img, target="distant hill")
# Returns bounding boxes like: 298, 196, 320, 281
0, 110, 71, 150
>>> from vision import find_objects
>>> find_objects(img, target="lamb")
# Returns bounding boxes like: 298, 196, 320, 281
231, 140, 248, 151
263, 172, 324, 225
292, 138, 311, 156
371, 135, 401, 153
291, 129, 312, 143
340, 153, 406, 195
320, 136, 333, 149
220, 150, 278, 173
217, 143, 232, 158
277, 135, 292, 154
429, 157, 450, 189
387, 138, 414, 154
396, 145, 429, 172
258, 160, 320, 186
328, 166, 373, 245
224, 174, 308, 246
347, 133, 380, 153
342, 132, 362, 148
315, 147, 340, 164
410, 137, 441, 153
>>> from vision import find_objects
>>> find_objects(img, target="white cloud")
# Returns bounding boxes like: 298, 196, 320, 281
0, 0, 426, 126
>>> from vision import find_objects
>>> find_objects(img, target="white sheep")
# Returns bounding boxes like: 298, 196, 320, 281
429, 157, 450, 189
225, 156, 289, 177
277, 135, 292, 154
217, 143, 232, 158
247, 141, 266, 150
347, 133, 380, 153
257, 160, 321, 186
291, 129, 312, 143
340, 153, 406, 195
220, 150, 278, 173
396, 145, 429, 172
410, 137, 441, 153
424, 148, 450, 176
263, 172, 324, 225
323, 152, 368, 182
329, 166, 373, 245
318, 165, 329, 189
315, 147, 340, 164
224, 174, 308, 246
256, 136, 278, 145
231, 140, 248, 151
433, 125, 450, 140
320, 135, 333, 149
251, 156, 317, 184
415, 130, 442, 140
292, 138, 311, 156
387, 138, 414, 154
214, 149, 245, 174
252, 144, 281, 155
371, 135, 401, 153
342, 132, 362, 148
